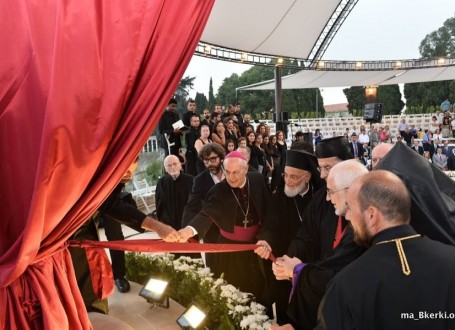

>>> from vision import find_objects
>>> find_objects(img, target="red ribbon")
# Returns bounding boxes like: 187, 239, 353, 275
68, 239, 275, 299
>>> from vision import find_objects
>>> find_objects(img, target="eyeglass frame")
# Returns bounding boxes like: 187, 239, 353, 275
281, 172, 306, 182
202, 156, 220, 164
326, 187, 348, 197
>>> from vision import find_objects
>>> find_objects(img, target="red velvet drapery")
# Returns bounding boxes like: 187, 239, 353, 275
0, 0, 214, 328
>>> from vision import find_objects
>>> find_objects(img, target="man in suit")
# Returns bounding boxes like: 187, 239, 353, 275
442, 140, 452, 157
412, 140, 424, 155
181, 142, 226, 267
349, 132, 364, 159
432, 147, 448, 171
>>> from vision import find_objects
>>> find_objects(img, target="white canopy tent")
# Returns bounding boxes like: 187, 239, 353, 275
236, 65, 455, 91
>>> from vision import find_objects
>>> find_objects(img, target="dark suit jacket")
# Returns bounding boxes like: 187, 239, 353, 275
442, 146, 452, 157
349, 142, 364, 158
182, 169, 215, 227
412, 145, 424, 155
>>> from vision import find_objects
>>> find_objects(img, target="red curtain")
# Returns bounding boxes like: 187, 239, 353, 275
0, 0, 214, 328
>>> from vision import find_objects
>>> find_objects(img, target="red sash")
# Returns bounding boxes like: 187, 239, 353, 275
219, 223, 260, 242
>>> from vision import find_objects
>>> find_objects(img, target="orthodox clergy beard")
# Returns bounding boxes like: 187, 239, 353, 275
352, 220, 374, 248
284, 180, 307, 198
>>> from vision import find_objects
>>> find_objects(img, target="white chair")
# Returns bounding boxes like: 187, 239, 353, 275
131, 178, 156, 213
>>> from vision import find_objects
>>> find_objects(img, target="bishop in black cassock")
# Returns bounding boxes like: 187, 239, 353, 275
179, 151, 272, 306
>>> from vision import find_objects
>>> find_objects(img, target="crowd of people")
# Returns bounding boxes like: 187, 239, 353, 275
72, 97, 455, 329
158, 98, 288, 192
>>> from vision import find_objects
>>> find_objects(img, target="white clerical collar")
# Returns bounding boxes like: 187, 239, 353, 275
239, 177, 247, 189
299, 183, 310, 197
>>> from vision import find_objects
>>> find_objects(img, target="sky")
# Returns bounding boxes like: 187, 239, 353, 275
184, 0, 455, 106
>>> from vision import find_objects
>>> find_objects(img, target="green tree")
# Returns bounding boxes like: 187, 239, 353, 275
377, 85, 404, 115
405, 15, 455, 113
343, 86, 365, 114
174, 75, 195, 116
208, 77, 215, 111
194, 92, 208, 113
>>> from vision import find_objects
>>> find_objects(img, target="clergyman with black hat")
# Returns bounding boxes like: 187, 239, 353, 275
269, 136, 365, 330
256, 149, 324, 324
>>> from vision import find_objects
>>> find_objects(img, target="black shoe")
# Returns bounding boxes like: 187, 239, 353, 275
114, 277, 130, 293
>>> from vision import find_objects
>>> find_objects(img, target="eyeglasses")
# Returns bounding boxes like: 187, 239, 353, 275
203, 156, 219, 164
281, 173, 305, 182
327, 187, 348, 197
165, 162, 180, 168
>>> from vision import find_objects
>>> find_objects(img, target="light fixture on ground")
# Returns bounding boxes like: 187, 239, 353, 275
176, 303, 206, 329
139, 278, 170, 308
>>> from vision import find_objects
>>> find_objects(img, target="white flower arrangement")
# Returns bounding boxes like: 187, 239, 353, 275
126, 253, 272, 329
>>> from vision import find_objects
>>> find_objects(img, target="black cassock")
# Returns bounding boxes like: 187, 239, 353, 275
257, 185, 314, 324
155, 172, 193, 230
377, 143, 455, 245
285, 188, 365, 330
317, 225, 455, 330
188, 171, 271, 303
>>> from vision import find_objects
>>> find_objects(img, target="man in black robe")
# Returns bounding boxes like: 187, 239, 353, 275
317, 170, 455, 330
182, 142, 226, 267
178, 151, 272, 306
70, 158, 179, 313
156, 155, 193, 230
271, 137, 365, 330
257, 149, 322, 324
375, 143, 455, 245
158, 98, 182, 156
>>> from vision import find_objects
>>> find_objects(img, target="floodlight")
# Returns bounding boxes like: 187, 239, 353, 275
176, 303, 206, 329
139, 278, 170, 308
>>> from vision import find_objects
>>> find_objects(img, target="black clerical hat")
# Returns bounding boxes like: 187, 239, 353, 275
315, 136, 353, 160
286, 150, 317, 172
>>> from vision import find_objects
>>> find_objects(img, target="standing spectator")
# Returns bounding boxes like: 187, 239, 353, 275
430, 116, 440, 134
225, 118, 239, 147
158, 98, 182, 156
358, 127, 370, 145
184, 114, 200, 176
368, 125, 379, 149
211, 121, 226, 147
268, 135, 282, 192
209, 111, 221, 133
397, 118, 408, 136
242, 113, 254, 136
276, 131, 288, 173
182, 99, 197, 127
156, 155, 193, 231
422, 129, 432, 151
349, 133, 364, 159
314, 129, 323, 145
441, 97, 451, 113
194, 124, 212, 174
441, 112, 452, 138
200, 108, 211, 127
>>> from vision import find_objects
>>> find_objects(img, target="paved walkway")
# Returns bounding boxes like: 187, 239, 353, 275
98, 226, 185, 329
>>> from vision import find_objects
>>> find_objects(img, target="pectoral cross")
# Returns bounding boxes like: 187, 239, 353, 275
243, 217, 249, 228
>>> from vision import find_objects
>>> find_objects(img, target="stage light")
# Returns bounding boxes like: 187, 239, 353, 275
276, 57, 284, 66
241, 52, 248, 61
139, 278, 170, 308
176, 304, 206, 329
438, 58, 445, 65
394, 61, 402, 69
204, 45, 211, 54
355, 61, 362, 69
317, 61, 325, 68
